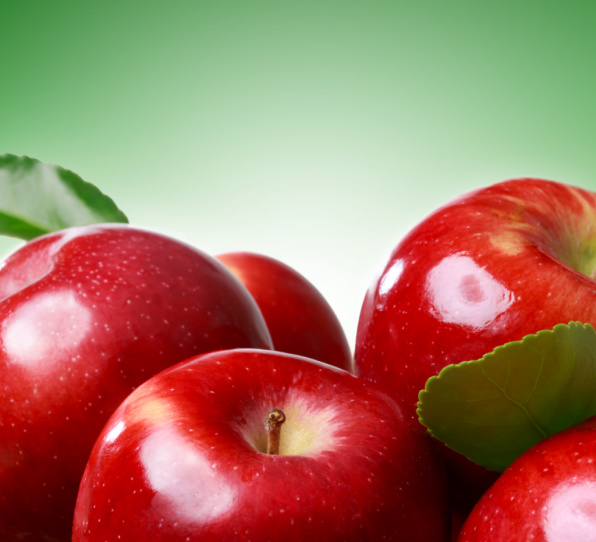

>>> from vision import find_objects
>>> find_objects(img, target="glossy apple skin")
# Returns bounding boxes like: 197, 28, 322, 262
354, 179, 596, 514
217, 251, 353, 372
0, 225, 273, 542
73, 349, 450, 542
458, 416, 596, 541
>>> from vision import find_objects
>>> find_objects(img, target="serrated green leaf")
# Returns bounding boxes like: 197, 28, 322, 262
0, 154, 128, 240
417, 322, 596, 472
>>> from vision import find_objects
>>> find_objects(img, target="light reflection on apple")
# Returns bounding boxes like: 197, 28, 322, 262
140, 425, 236, 523
545, 480, 596, 541
105, 420, 126, 444
426, 254, 515, 329
2, 290, 92, 371
378, 259, 404, 298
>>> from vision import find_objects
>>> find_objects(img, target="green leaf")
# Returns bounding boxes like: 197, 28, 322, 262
0, 154, 128, 240
417, 322, 596, 472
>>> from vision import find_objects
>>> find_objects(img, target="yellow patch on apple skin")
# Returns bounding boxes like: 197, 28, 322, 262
487, 197, 535, 256
569, 185, 596, 223
123, 391, 177, 429
217, 261, 244, 283
490, 195, 527, 222
276, 403, 337, 456
245, 396, 340, 456
488, 185, 596, 279
490, 229, 528, 256
567, 187, 596, 273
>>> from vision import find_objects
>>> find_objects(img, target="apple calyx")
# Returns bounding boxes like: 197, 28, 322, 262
266, 408, 286, 455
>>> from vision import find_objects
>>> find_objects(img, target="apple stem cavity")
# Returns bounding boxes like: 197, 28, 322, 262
265, 408, 286, 455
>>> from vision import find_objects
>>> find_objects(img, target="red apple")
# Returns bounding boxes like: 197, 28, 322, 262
217, 251, 353, 371
354, 178, 596, 511
0, 224, 273, 541
457, 415, 596, 541
73, 348, 450, 541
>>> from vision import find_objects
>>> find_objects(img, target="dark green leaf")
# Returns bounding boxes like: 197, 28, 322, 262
0, 154, 128, 240
417, 322, 596, 472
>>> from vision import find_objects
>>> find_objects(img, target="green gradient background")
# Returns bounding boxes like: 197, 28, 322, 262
2, 1, 596, 347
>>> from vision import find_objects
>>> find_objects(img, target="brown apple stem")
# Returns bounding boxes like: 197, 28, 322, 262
265, 408, 286, 455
